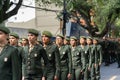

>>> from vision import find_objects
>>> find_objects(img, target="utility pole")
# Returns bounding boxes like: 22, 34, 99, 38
62, 0, 67, 36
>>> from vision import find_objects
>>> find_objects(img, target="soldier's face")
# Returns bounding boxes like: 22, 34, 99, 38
70, 39, 76, 46
9, 36, 18, 45
42, 35, 50, 44
22, 39, 28, 45
28, 33, 37, 43
80, 38, 86, 44
56, 37, 63, 45
86, 39, 92, 45
0, 31, 8, 43
93, 40, 98, 44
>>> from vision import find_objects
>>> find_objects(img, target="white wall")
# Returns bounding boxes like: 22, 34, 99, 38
8, 0, 35, 22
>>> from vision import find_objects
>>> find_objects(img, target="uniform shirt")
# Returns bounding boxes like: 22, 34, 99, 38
71, 46, 82, 69
58, 45, 72, 73
77, 45, 88, 71
0, 44, 21, 80
23, 44, 49, 77
43, 43, 60, 77
89, 45, 96, 68
94, 44, 102, 64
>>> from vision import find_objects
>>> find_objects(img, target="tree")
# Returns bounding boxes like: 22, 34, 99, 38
0, 0, 23, 23
114, 18, 120, 37
36, 0, 120, 37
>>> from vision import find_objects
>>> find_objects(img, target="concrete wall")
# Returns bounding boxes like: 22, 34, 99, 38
7, 4, 62, 36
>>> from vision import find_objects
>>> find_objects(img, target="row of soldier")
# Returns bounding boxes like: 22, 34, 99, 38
0, 26, 102, 80
100, 37, 120, 67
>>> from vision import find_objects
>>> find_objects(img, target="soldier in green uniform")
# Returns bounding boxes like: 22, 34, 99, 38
87, 37, 97, 80
23, 29, 49, 80
9, 32, 24, 58
56, 34, 72, 80
9, 33, 25, 61
42, 31, 60, 80
0, 26, 21, 80
22, 38, 28, 47
70, 36, 83, 80
9, 33, 24, 79
115, 39, 120, 68
78, 36, 89, 80
92, 38, 102, 80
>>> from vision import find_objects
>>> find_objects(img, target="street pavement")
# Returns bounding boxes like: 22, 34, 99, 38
100, 63, 120, 80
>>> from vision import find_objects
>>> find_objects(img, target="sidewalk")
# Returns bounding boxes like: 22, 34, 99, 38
100, 63, 120, 80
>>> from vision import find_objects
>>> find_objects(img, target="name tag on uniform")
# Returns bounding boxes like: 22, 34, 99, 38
63, 52, 65, 54
34, 54, 37, 57
4, 57, 8, 62
49, 54, 51, 57
77, 53, 79, 55
85, 51, 87, 54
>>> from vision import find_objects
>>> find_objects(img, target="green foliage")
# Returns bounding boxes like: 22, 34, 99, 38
115, 18, 120, 26
112, 10, 120, 37
91, 0, 120, 31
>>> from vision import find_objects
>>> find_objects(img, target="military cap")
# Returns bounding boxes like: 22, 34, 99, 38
65, 37, 70, 41
56, 34, 64, 39
10, 33, 19, 39
19, 39, 22, 43
22, 37, 27, 40
70, 36, 77, 40
93, 37, 99, 41
80, 36, 86, 39
86, 36, 92, 40
42, 31, 52, 38
0, 26, 10, 34
28, 29, 39, 36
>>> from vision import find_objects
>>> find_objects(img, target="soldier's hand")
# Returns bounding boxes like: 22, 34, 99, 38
94, 64, 97, 68
42, 77, 45, 80
88, 67, 91, 71
54, 76, 58, 80
22, 76, 24, 80
67, 73, 71, 80
99, 63, 101, 66
80, 70, 84, 75
80, 70, 83, 72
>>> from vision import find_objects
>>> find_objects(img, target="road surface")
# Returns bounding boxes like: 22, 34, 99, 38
100, 63, 120, 80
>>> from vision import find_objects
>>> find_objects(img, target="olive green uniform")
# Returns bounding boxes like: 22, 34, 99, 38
89, 44, 102, 80
0, 44, 21, 80
43, 43, 60, 80
9, 32, 24, 77
89, 45, 96, 80
94, 44, 102, 80
83, 45, 91, 80
59, 45, 72, 80
23, 44, 49, 80
71, 46, 85, 80
16, 46, 25, 77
